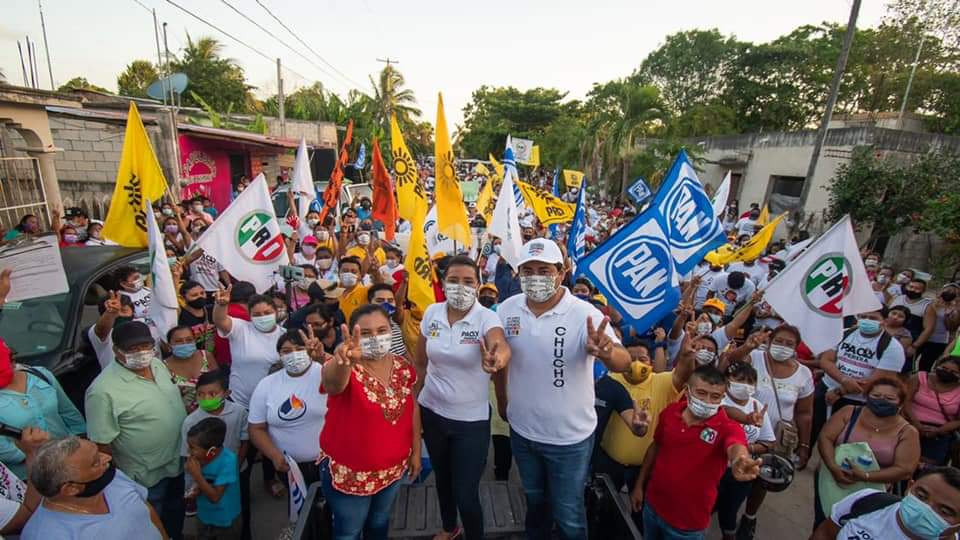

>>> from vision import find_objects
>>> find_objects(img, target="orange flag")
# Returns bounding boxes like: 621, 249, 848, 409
319, 120, 353, 224
370, 139, 398, 241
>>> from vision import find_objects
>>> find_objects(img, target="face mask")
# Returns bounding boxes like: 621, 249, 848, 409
898, 493, 953, 538
198, 395, 224, 412
696, 322, 712, 336
728, 382, 755, 401
625, 361, 651, 385
75, 462, 117, 498
281, 349, 312, 375
687, 392, 720, 419
125, 277, 144, 292
386, 260, 399, 270
708, 313, 722, 325
865, 260, 878, 268
164, 224, 179, 234
876, 274, 889, 284
357, 233, 371, 245
479, 296, 496, 308
251, 314, 277, 333
360, 334, 392, 359
315, 230, 329, 241
171, 342, 196, 359
121, 349, 154, 370
768, 344, 795, 362
186, 297, 206, 310
941, 291, 957, 302
905, 290, 922, 300
297, 277, 315, 290
935, 367, 959, 384
317, 258, 333, 270
379, 302, 396, 316
865, 397, 898, 417
444, 283, 477, 311
896, 273, 910, 284
162, 208, 174, 217
64, 234, 79, 243
520, 275, 558, 303
90, 230, 102, 240
493, 245, 501, 255
340, 272, 358, 287
307, 218, 320, 227
302, 245, 317, 257
858, 318, 882, 336
694, 349, 716, 366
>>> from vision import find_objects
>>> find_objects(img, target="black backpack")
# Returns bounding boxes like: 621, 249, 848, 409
842, 328, 893, 359
838, 492, 900, 525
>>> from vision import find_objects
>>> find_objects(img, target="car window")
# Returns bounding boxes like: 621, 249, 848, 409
0, 293, 71, 358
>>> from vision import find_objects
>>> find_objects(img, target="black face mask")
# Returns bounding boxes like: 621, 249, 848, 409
186, 297, 207, 309
479, 297, 496, 308
935, 367, 959, 384
865, 397, 898, 418
905, 290, 922, 300
75, 462, 116, 497
113, 316, 133, 328
941, 291, 957, 302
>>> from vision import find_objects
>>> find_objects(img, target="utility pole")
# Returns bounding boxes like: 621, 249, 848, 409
799, 0, 860, 208
153, 8, 166, 105
162, 22, 174, 105
38, 0, 55, 90
17, 41, 29, 86
277, 58, 285, 137
376, 57, 398, 124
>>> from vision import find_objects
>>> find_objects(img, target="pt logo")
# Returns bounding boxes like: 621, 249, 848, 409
236, 211, 285, 263
801, 253, 850, 317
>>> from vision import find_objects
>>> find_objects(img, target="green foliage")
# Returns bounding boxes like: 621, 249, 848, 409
117, 60, 159, 98
57, 77, 111, 93
173, 35, 253, 113
458, 86, 572, 160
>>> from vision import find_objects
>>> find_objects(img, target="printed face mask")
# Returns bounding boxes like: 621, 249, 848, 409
360, 334, 393, 359
768, 344, 795, 362
357, 233, 371, 245
340, 272, 358, 287
686, 392, 720, 419
520, 275, 558, 303
696, 322, 712, 336
281, 350, 312, 375
121, 349, 154, 370
694, 349, 716, 366
444, 283, 477, 312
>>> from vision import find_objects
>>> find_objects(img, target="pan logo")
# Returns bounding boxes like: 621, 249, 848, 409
660, 171, 720, 250
604, 235, 672, 307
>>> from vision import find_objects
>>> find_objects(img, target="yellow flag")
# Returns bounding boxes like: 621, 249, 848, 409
515, 181, 576, 226
404, 199, 435, 313
102, 102, 168, 247
563, 170, 585, 190
390, 115, 427, 223
489, 154, 504, 180
475, 175, 498, 223
757, 204, 770, 226
433, 93, 471, 246
705, 213, 786, 266
523, 145, 541, 167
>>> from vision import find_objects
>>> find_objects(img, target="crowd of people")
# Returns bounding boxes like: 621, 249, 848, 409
0, 160, 958, 540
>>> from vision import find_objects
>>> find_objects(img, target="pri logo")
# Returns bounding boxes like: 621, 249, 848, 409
660, 164, 720, 249
278, 394, 307, 421
604, 235, 672, 307
801, 253, 850, 317
236, 211, 285, 264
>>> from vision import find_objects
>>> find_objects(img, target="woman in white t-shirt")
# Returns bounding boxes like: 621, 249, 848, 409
249, 330, 329, 487
415, 256, 510, 540
723, 323, 815, 538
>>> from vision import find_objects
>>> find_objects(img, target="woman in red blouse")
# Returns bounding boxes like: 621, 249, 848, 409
320, 304, 421, 539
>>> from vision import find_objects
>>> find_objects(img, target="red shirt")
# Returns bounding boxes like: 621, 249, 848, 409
646, 399, 747, 531
319, 355, 416, 495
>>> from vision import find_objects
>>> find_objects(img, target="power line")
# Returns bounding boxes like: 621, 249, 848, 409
131, 0, 153, 14
254, 0, 368, 91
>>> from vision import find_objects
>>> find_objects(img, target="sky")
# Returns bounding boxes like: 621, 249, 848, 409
1, 0, 887, 130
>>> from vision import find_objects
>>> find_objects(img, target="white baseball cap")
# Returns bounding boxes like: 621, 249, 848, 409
517, 238, 563, 267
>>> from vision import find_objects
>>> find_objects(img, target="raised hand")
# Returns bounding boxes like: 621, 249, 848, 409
104, 290, 122, 314
480, 338, 502, 373
334, 324, 362, 367
653, 327, 666, 342
631, 399, 650, 435
299, 325, 324, 361
586, 317, 613, 358
748, 402, 768, 427
214, 285, 232, 306
745, 329, 770, 350
731, 454, 762, 481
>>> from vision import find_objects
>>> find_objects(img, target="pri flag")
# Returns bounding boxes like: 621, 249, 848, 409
563, 170, 585, 190
652, 150, 725, 275
290, 137, 315, 239
194, 174, 289, 293
763, 215, 881, 354
390, 115, 427, 223
102, 102, 168, 247
509, 136, 535, 163
712, 171, 731, 219
284, 454, 307, 523
626, 177, 652, 205
434, 93, 471, 246
370, 139, 398, 241
579, 207, 680, 335
489, 147, 524, 271
145, 205, 178, 337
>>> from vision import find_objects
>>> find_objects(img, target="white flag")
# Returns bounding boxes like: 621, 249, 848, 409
290, 138, 315, 238
195, 175, 289, 292
763, 215, 880, 354
284, 454, 307, 523
509, 136, 534, 164
489, 165, 524, 271
146, 205, 178, 338
712, 171, 731, 219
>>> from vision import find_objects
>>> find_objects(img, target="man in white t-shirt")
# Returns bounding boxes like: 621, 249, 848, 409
727, 259, 767, 286
707, 271, 756, 317
186, 251, 229, 293
87, 293, 160, 369
497, 239, 630, 540
810, 466, 960, 540
735, 209, 761, 238
115, 266, 152, 319
692, 263, 726, 309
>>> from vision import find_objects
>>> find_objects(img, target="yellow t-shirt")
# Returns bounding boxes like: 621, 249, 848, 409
400, 309, 423, 359
600, 371, 681, 466
338, 285, 369, 322
346, 246, 386, 267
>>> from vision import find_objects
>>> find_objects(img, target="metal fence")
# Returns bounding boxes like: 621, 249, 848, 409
0, 157, 50, 231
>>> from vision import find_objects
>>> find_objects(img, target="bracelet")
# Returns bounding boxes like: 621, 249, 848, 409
798, 443, 810, 449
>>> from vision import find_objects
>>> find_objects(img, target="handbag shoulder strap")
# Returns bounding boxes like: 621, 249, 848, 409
764, 355, 786, 422
842, 406, 864, 445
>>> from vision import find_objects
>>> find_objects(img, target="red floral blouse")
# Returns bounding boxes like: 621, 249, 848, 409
319, 355, 416, 495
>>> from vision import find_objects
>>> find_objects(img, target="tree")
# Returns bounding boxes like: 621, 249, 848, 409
368, 66, 421, 138
57, 77, 111, 93
173, 34, 253, 113
117, 60, 159, 98
884, 0, 960, 53
458, 86, 571, 160
263, 82, 328, 120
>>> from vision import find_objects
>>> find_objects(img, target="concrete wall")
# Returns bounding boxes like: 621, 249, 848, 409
264, 118, 338, 148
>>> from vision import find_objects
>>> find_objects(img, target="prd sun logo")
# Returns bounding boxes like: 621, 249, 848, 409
801, 253, 851, 317
235, 211, 285, 264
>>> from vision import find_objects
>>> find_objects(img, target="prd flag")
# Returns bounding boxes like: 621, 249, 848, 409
563, 170, 585, 190
370, 139, 398, 241
290, 137, 315, 239
102, 102, 168, 247
145, 204, 178, 337
475, 170, 498, 223
433, 93, 471, 246
521, 145, 540, 167
404, 196, 435, 313
390, 115, 427, 223
763, 215, 881, 354
516, 181, 577, 226
194, 174, 289, 292
704, 213, 786, 266
489, 147, 524, 271
712, 171, 731, 219
579, 206, 680, 335
652, 150, 725, 275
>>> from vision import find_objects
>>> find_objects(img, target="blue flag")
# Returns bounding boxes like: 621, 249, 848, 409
626, 177, 652, 205
578, 206, 680, 335
652, 150, 725, 275
354, 143, 366, 169
567, 175, 587, 273
549, 167, 561, 239
503, 146, 525, 208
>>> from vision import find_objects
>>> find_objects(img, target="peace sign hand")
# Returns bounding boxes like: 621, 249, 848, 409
334, 324, 362, 367
630, 399, 650, 436
299, 325, 324, 361
746, 329, 770, 350
480, 338, 502, 373
586, 317, 613, 359
214, 285, 232, 306
731, 454, 762, 482
748, 402, 768, 427
104, 291, 122, 314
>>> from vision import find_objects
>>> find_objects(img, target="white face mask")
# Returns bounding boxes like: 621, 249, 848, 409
120, 349, 154, 370
708, 313, 722, 325
297, 277, 315, 290
768, 344, 795, 362
728, 382, 755, 401
444, 283, 477, 312
876, 274, 889, 284
301, 245, 317, 257
687, 392, 720, 419
360, 334, 392, 359
317, 258, 333, 270
307, 218, 320, 227
694, 348, 716, 366
386, 260, 399, 270
357, 233, 371, 245
281, 350, 312, 375
520, 275, 558, 303
315, 230, 329, 241
696, 322, 712, 336
127, 277, 144, 292
340, 272, 358, 287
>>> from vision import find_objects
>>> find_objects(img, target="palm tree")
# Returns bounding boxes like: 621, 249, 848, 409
369, 66, 421, 136
182, 34, 226, 63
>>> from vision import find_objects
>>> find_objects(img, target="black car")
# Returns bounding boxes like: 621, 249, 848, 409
0, 246, 150, 409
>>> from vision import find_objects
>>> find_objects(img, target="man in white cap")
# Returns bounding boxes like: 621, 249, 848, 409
497, 238, 631, 540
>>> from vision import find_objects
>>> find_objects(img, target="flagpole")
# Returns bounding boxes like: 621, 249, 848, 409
757, 215, 847, 293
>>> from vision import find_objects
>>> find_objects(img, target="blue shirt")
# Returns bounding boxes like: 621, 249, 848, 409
21, 469, 161, 540
197, 449, 241, 527
0, 367, 86, 479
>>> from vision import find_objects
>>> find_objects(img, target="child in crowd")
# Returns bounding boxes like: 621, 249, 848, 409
186, 417, 242, 540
